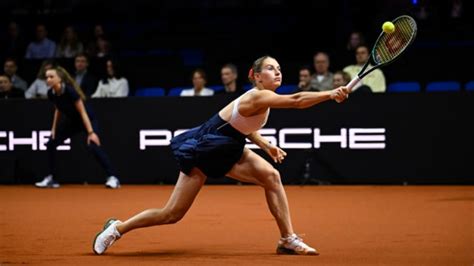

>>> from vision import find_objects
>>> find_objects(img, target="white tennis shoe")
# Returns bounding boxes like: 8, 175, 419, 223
276, 234, 319, 255
93, 218, 122, 255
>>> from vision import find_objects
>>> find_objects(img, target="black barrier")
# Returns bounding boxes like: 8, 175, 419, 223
1, 93, 473, 185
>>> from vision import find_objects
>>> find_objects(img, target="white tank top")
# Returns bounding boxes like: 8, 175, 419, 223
228, 89, 270, 135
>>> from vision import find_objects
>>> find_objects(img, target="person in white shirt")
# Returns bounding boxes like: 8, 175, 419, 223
180, 69, 214, 97
92, 58, 129, 98
25, 59, 56, 99
343, 45, 386, 93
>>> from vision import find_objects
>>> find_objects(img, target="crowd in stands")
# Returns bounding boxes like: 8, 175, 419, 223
1, 8, 472, 100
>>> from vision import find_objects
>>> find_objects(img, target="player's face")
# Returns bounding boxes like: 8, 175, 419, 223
256, 58, 282, 91
45, 70, 61, 88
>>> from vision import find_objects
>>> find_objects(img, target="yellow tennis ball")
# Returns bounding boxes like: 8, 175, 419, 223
382, 21, 395, 33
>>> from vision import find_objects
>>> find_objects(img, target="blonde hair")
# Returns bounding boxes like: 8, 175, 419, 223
52, 66, 87, 101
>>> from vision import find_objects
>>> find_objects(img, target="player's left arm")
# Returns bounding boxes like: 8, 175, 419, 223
74, 99, 101, 145
247, 131, 287, 163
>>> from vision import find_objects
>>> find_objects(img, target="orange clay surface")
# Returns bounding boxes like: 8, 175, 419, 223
0, 185, 473, 266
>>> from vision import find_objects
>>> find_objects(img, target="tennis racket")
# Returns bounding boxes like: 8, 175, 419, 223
347, 15, 418, 91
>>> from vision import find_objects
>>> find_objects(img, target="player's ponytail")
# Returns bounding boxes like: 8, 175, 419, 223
54, 66, 87, 101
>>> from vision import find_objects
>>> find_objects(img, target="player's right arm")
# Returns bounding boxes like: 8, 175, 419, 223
51, 108, 61, 139
241, 87, 349, 112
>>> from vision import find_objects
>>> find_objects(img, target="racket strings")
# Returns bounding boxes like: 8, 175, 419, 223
374, 17, 416, 64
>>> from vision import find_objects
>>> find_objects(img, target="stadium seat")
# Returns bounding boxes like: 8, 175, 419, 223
208, 85, 225, 93
135, 87, 166, 97
243, 84, 253, 91
465, 81, 474, 91
276, 84, 297, 94
426, 81, 461, 92
168, 87, 186, 96
387, 81, 421, 92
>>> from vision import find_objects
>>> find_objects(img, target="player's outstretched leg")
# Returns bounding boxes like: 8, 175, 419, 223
228, 148, 319, 255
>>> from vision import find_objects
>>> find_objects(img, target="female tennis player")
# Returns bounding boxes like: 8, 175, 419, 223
35, 66, 120, 189
93, 56, 349, 255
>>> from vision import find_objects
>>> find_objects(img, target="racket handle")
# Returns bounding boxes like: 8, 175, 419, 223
347, 76, 361, 92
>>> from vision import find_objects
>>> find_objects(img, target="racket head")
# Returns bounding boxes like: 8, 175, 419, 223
371, 15, 417, 67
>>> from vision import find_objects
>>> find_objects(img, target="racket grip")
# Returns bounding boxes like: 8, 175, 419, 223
347, 76, 361, 91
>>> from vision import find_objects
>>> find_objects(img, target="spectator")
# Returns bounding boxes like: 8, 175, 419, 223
180, 69, 214, 97
3, 58, 28, 91
343, 45, 386, 93
310, 52, 333, 91
1, 22, 27, 59
219, 63, 242, 95
25, 59, 56, 99
333, 70, 372, 93
73, 53, 98, 97
92, 58, 129, 98
86, 24, 106, 57
342, 31, 366, 66
295, 66, 313, 92
0, 74, 24, 99
95, 37, 111, 58
25, 24, 56, 59
55, 26, 84, 58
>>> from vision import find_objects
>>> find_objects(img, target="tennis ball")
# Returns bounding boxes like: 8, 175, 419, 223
382, 21, 395, 34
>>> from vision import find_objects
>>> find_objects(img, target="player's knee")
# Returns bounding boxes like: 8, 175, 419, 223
162, 208, 186, 224
263, 168, 282, 190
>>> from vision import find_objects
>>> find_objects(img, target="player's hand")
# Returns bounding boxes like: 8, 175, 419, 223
266, 144, 287, 164
87, 132, 101, 146
330, 86, 349, 103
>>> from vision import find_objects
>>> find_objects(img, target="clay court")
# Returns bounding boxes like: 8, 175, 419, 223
0, 185, 472, 265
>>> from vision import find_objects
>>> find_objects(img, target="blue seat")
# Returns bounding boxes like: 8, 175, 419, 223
276, 85, 297, 94
465, 81, 474, 91
243, 84, 254, 91
168, 87, 186, 96
135, 87, 166, 97
426, 81, 461, 92
387, 82, 421, 92
208, 85, 225, 93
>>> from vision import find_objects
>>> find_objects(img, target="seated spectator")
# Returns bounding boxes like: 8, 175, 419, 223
73, 53, 98, 97
86, 24, 106, 58
343, 45, 386, 93
310, 52, 334, 91
295, 66, 313, 92
219, 63, 242, 95
92, 58, 129, 98
25, 59, 56, 99
1, 22, 27, 59
333, 70, 371, 94
25, 24, 56, 59
55, 26, 84, 58
95, 37, 111, 58
3, 58, 28, 91
180, 69, 214, 97
341, 31, 366, 66
0, 74, 24, 99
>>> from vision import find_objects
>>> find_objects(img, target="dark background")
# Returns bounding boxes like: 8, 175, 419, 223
1, 0, 473, 92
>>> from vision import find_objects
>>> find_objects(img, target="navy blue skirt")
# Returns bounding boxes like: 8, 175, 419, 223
170, 114, 246, 178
